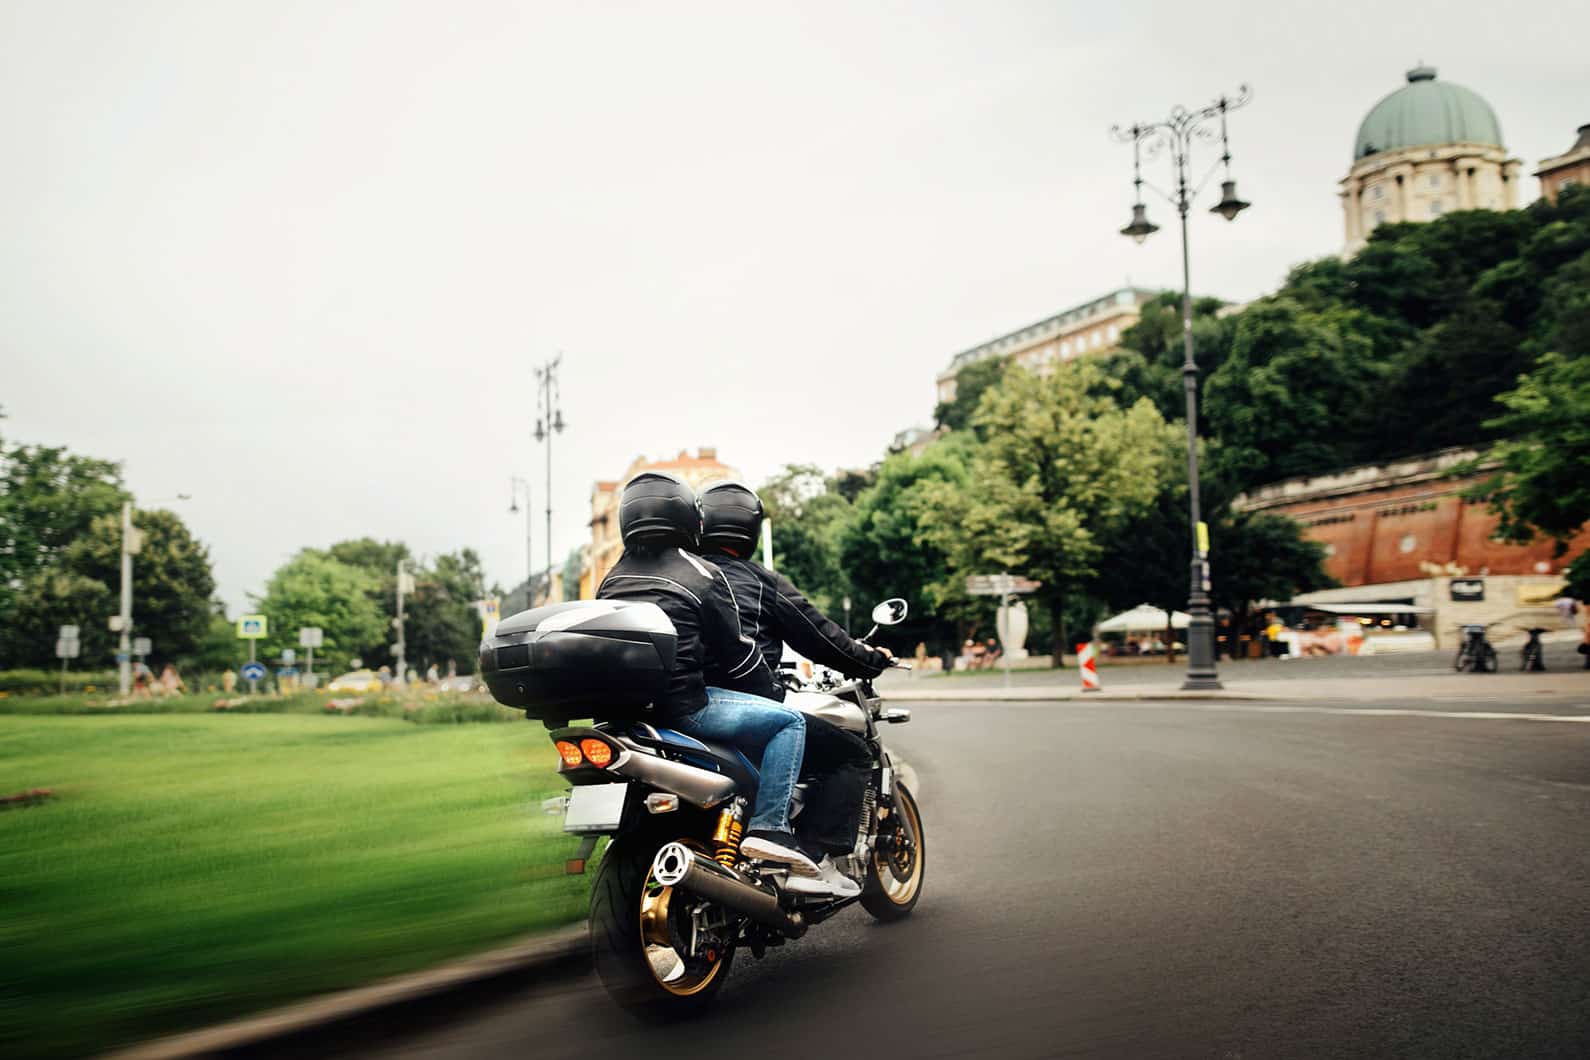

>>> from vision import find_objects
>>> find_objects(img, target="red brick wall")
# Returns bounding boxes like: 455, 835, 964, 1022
1271, 476, 1589, 587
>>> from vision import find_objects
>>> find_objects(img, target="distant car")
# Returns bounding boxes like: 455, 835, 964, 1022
326, 670, 383, 694
438, 675, 483, 694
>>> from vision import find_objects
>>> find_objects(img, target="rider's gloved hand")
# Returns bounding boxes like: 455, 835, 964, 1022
874, 645, 896, 664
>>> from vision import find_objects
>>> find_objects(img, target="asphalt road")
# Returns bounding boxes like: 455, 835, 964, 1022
350, 697, 1589, 1060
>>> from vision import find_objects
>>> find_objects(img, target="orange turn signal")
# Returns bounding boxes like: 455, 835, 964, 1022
579, 738, 614, 768
554, 740, 582, 768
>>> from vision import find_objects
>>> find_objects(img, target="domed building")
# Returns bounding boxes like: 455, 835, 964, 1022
1339, 65, 1521, 254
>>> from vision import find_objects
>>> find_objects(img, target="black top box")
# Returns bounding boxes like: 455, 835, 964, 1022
479, 600, 677, 721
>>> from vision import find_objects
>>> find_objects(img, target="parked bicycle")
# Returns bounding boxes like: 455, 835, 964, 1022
1453, 624, 1498, 673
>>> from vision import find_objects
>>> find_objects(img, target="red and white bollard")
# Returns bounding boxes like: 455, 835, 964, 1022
1076, 642, 1101, 692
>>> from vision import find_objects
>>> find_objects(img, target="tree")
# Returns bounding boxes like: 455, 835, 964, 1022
0, 507, 216, 668
840, 434, 978, 653
405, 549, 489, 672
917, 363, 1179, 664
1210, 511, 1336, 639
256, 550, 387, 670
756, 465, 854, 616
1203, 299, 1386, 493
1465, 351, 1590, 548
932, 357, 1008, 433
0, 440, 129, 633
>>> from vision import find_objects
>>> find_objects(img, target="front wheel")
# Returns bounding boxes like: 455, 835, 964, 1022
862, 783, 925, 922
589, 832, 734, 1019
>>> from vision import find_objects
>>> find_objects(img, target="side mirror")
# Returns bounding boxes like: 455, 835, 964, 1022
871, 598, 908, 626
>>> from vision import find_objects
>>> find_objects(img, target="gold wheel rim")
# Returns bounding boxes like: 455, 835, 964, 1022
874, 791, 924, 904
638, 840, 728, 996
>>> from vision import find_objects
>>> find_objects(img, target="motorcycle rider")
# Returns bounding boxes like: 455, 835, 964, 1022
596, 471, 820, 877
697, 480, 893, 897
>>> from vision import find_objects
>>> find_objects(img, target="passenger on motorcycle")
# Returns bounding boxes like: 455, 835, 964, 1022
595, 472, 820, 877
697, 480, 894, 896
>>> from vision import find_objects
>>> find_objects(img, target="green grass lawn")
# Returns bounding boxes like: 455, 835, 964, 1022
0, 712, 588, 1058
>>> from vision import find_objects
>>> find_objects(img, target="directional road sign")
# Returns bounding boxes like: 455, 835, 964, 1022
240, 661, 267, 682
59, 625, 80, 640
298, 627, 324, 648
237, 615, 269, 639
55, 638, 81, 660
133, 637, 152, 657
965, 573, 1042, 597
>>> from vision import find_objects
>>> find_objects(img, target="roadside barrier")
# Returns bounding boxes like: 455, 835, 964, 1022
1077, 642, 1101, 692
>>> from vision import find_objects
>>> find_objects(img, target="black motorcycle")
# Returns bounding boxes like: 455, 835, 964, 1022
1519, 627, 1548, 672
1453, 623, 1498, 673
481, 596, 923, 1016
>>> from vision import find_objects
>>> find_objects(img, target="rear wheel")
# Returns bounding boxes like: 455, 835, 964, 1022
861, 783, 924, 922
589, 833, 734, 1018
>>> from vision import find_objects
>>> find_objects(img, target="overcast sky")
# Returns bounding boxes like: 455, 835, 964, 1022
3, 0, 1585, 613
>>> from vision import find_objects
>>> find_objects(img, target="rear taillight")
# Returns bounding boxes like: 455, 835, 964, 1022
554, 740, 582, 768
580, 738, 613, 768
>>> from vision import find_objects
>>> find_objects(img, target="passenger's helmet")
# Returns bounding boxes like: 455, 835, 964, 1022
619, 472, 702, 549
700, 480, 764, 555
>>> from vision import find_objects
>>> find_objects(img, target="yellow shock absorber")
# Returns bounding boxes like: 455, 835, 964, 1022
713, 805, 745, 866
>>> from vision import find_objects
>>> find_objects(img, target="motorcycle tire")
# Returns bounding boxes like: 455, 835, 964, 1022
862, 783, 925, 922
589, 832, 733, 1019
1481, 647, 1498, 673
1453, 650, 1469, 672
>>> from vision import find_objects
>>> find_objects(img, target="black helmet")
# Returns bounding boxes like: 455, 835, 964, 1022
700, 480, 764, 555
619, 471, 702, 550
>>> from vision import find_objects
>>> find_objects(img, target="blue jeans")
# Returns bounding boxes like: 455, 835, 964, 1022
674, 687, 806, 834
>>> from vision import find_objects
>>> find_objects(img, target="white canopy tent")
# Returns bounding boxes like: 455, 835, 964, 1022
1096, 604, 1191, 633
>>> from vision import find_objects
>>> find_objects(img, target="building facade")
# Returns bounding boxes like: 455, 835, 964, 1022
1536, 124, 1590, 204
935, 287, 1155, 405
1339, 66, 1521, 256
579, 447, 741, 599
1235, 449, 1588, 643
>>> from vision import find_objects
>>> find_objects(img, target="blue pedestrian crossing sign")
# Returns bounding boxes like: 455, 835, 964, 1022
240, 661, 267, 682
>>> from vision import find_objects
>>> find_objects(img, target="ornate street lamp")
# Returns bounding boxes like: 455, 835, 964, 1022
1112, 85, 1252, 691
533, 356, 567, 605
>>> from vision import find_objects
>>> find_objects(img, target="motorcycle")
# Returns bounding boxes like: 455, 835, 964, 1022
1518, 627, 1548, 672
480, 596, 924, 1017
1453, 623, 1498, 673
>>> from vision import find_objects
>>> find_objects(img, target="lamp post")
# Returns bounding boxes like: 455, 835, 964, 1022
533, 356, 567, 605
508, 476, 534, 610
1112, 86, 1252, 691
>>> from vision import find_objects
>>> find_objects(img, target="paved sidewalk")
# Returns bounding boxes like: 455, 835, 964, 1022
879, 646, 1590, 704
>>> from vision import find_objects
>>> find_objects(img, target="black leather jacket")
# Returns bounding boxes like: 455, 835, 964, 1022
702, 551, 890, 702
597, 546, 771, 719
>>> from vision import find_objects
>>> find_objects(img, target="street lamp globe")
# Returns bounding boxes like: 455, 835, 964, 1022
1210, 180, 1251, 221
1120, 203, 1160, 244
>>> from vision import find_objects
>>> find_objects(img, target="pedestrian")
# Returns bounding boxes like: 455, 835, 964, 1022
221, 668, 237, 693
158, 664, 186, 696
1555, 594, 1580, 629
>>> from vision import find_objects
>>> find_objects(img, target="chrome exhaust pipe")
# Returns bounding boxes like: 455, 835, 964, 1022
651, 842, 807, 939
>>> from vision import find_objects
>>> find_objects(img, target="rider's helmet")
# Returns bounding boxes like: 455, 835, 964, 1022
619, 471, 702, 550
699, 480, 764, 555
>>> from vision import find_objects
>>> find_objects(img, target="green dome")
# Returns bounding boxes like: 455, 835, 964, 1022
1354, 66, 1504, 160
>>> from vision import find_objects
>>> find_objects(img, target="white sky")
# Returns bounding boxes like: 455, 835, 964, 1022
3, 0, 1585, 612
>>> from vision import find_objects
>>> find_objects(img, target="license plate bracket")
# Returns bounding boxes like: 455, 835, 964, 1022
564, 783, 629, 834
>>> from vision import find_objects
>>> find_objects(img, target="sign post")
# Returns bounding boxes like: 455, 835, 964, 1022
55, 625, 81, 694
237, 614, 268, 693
966, 574, 1042, 689
298, 627, 323, 680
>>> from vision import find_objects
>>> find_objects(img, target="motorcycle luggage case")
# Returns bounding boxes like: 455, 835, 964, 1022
479, 600, 677, 721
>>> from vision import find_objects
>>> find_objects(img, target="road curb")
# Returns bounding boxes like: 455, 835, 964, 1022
100, 924, 588, 1060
